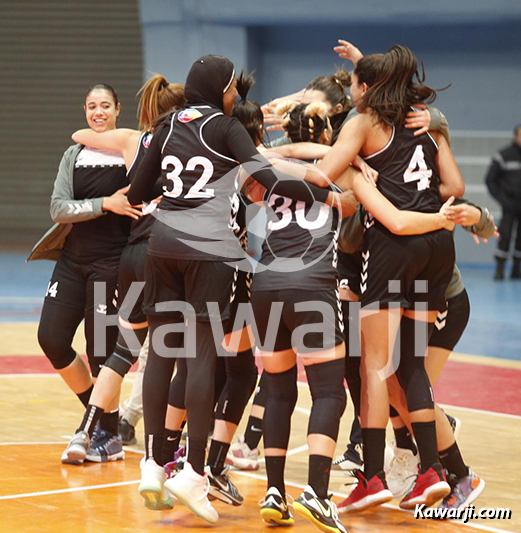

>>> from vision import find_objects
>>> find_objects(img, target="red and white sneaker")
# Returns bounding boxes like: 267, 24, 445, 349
225, 435, 259, 471
338, 470, 393, 513
399, 463, 451, 510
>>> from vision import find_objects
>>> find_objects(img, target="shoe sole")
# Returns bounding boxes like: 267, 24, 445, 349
139, 483, 174, 511
85, 451, 125, 463
400, 481, 451, 510
165, 479, 219, 524
331, 460, 364, 472
338, 489, 393, 513
293, 501, 346, 533
61, 445, 87, 465
208, 485, 243, 506
260, 507, 294, 526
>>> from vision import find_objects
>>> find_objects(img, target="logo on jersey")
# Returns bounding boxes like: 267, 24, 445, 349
178, 108, 203, 123
142, 133, 153, 149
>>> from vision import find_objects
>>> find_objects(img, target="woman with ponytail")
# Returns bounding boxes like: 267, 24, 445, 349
298, 44, 465, 512
61, 75, 185, 466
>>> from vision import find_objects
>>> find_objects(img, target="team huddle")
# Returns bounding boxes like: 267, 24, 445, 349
29, 39, 495, 533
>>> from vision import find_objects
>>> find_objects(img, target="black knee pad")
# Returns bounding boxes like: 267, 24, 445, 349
169, 358, 187, 409
263, 365, 298, 449
305, 359, 347, 440
37, 324, 77, 370
252, 370, 268, 408
395, 317, 435, 412
216, 348, 258, 424
105, 327, 148, 378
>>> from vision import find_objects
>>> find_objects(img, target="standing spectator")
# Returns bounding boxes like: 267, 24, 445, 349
485, 125, 521, 280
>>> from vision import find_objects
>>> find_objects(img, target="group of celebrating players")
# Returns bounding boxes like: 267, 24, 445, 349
30, 38, 494, 533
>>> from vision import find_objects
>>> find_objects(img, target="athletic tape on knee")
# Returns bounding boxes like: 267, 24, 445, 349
263, 365, 298, 449
305, 359, 347, 440
395, 317, 435, 412
105, 327, 148, 378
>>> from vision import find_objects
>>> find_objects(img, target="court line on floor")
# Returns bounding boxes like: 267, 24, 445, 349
0, 480, 140, 501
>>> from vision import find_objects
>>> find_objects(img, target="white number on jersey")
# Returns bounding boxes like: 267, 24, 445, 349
267, 194, 330, 232
46, 281, 58, 298
403, 145, 432, 191
162, 155, 215, 199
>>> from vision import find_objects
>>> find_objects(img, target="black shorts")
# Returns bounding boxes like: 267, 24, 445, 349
118, 239, 148, 324
143, 254, 238, 322
337, 251, 362, 298
224, 268, 253, 334
250, 287, 344, 353
429, 289, 470, 351
360, 225, 454, 312
44, 255, 118, 315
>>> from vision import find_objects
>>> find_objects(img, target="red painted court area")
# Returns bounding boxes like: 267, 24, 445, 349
2, 354, 520, 417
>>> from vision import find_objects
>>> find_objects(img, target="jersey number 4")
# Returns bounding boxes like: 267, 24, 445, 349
403, 145, 432, 191
162, 155, 215, 199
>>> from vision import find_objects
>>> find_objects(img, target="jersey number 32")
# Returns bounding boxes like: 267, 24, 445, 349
162, 155, 215, 199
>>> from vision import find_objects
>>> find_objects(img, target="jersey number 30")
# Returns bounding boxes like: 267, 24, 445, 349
162, 155, 215, 199
403, 145, 432, 191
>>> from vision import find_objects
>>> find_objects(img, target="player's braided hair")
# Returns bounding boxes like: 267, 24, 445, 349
276, 101, 329, 144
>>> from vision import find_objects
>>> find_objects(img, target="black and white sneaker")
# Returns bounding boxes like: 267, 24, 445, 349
260, 487, 294, 526
293, 485, 348, 533
85, 430, 125, 463
332, 444, 363, 474
205, 465, 244, 506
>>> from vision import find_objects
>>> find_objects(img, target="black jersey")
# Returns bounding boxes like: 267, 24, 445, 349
62, 147, 130, 273
147, 107, 244, 261
363, 125, 441, 215
127, 132, 158, 245
253, 179, 341, 291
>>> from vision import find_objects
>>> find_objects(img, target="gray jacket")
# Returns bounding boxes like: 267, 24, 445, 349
27, 144, 107, 262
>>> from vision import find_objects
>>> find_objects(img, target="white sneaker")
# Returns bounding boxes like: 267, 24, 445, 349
165, 461, 219, 523
225, 435, 259, 471
61, 430, 90, 465
386, 447, 420, 498
139, 458, 174, 511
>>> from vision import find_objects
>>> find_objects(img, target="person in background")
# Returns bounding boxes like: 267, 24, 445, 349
485, 124, 521, 280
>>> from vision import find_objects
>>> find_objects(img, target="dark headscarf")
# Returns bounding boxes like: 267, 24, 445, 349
184, 55, 235, 111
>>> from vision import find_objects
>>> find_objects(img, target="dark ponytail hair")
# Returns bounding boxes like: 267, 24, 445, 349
277, 101, 329, 144
85, 84, 119, 106
306, 68, 354, 113
356, 45, 439, 128
232, 70, 264, 146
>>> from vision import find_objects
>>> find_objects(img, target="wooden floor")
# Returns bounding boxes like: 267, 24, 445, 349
1, 323, 520, 533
